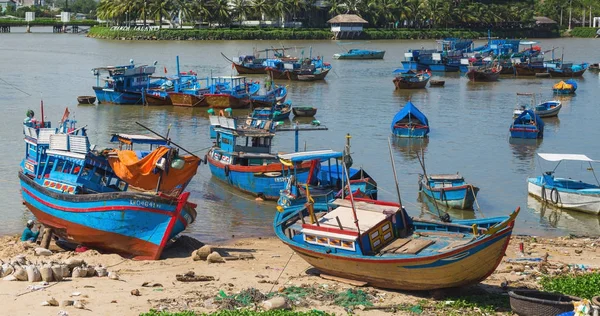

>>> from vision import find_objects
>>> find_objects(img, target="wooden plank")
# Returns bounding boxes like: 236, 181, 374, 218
332, 199, 398, 213
379, 238, 412, 253
395, 239, 435, 254
416, 231, 465, 238
437, 239, 473, 253
320, 274, 368, 287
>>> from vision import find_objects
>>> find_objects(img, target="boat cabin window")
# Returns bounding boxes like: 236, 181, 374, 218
251, 137, 270, 148
54, 160, 65, 173
81, 167, 92, 179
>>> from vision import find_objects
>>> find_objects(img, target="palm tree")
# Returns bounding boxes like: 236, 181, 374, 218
148, 0, 173, 29
209, 0, 231, 26
268, 0, 290, 27
253, 0, 271, 27
231, 0, 251, 23
327, 0, 345, 16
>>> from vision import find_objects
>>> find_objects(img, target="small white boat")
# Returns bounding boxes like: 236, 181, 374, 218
513, 93, 561, 118
527, 153, 600, 215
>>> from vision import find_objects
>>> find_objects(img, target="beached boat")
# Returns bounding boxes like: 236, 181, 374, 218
391, 101, 429, 138
292, 107, 317, 117
527, 153, 600, 215
513, 93, 562, 118
250, 85, 287, 107
92, 60, 156, 105
274, 195, 519, 290
77, 96, 96, 104
206, 115, 311, 200
547, 62, 589, 78
510, 109, 544, 139
276, 150, 377, 213
333, 49, 385, 60
204, 76, 260, 109
251, 101, 292, 121
466, 65, 501, 82
20, 109, 201, 260
419, 173, 479, 210
392, 69, 430, 89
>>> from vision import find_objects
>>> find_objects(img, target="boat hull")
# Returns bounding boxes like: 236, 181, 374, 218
207, 153, 311, 200
392, 127, 429, 138
466, 70, 500, 82
19, 172, 196, 260
204, 94, 251, 109
144, 93, 172, 106
420, 184, 478, 209
277, 220, 513, 290
514, 65, 547, 76
77, 96, 96, 104
527, 180, 600, 215
548, 68, 587, 78
93, 87, 143, 105
233, 63, 267, 75
292, 107, 317, 117
168, 92, 207, 107
393, 77, 429, 89
267, 68, 331, 81
334, 51, 385, 60
510, 124, 542, 139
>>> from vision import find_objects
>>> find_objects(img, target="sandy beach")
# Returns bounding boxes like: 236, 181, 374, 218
0, 233, 598, 316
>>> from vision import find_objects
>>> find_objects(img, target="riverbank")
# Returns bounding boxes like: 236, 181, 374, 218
86, 26, 558, 41
568, 27, 600, 38
0, 234, 598, 315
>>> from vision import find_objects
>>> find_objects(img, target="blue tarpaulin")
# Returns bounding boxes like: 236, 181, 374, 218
390, 101, 429, 132
513, 109, 545, 131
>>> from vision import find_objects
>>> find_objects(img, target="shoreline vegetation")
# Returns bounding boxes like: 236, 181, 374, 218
86, 26, 568, 41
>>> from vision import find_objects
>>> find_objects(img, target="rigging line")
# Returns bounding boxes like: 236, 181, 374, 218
0, 77, 32, 96
269, 251, 294, 294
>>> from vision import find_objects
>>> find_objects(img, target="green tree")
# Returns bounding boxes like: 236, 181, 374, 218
208, 0, 230, 26
231, 0, 251, 23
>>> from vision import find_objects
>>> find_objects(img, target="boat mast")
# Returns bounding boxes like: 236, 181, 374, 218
387, 138, 410, 235
342, 161, 362, 242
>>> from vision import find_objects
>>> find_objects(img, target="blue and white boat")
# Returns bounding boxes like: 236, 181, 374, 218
391, 101, 430, 138
527, 153, 600, 215
513, 93, 562, 118
251, 100, 292, 121
20, 109, 201, 259
510, 109, 544, 139
250, 85, 288, 107
92, 60, 157, 105
333, 49, 385, 60
419, 173, 480, 210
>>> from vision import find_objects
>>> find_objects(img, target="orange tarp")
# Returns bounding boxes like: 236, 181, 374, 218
108, 146, 200, 194
553, 81, 573, 90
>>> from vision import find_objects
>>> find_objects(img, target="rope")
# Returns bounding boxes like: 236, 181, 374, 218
0, 77, 32, 96
269, 251, 294, 293
469, 184, 485, 218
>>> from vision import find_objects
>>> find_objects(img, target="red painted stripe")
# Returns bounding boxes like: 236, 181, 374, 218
428, 185, 471, 192
157, 192, 190, 260
301, 223, 359, 236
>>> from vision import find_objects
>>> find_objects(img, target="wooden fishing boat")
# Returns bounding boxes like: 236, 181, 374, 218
77, 96, 96, 104
333, 49, 385, 60
527, 153, 600, 215
514, 63, 547, 76
466, 65, 501, 82
267, 67, 331, 81
168, 92, 206, 107
92, 61, 156, 105
510, 109, 544, 139
391, 101, 429, 138
429, 80, 445, 87
392, 69, 430, 89
292, 107, 317, 117
251, 101, 292, 121
204, 76, 260, 109
250, 85, 287, 107
144, 90, 172, 106
547, 62, 588, 78
274, 195, 520, 290
20, 110, 201, 260
419, 173, 479, 210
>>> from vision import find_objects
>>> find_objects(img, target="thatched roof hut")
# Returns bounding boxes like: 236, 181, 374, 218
327, 14, 368, 40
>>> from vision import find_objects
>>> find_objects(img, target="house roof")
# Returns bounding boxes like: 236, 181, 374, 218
327, 14, 368, 24
534, 16, 557, 24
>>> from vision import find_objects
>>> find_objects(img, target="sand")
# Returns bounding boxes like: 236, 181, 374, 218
0, 234, 598, 316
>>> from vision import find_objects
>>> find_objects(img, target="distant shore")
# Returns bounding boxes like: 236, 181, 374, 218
86, 26, 559, 41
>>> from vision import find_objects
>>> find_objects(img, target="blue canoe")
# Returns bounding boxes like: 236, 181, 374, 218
419, 173, 480, 210
391, 101, 430, 138
333, 49, 385, 60
510, 109, 544, 139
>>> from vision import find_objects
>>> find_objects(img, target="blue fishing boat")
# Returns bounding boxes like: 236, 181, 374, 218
547, 62, 589, 78
333, 49, 385, 60
266, 57, 332, 81
92, 60, 157, 105
510, 109, 544, 139
20, 108, 201, 260
250, 85, 288, 107
391, 101, 430, 138
392, 69, 430, 89
274, 193, 519, 290
251, 100, 292, 121
419, 173, 480, 210
277, 148, 377, 213
401, 50, 434, 71
552, 79, 578, 94
204, 76, 260, 109
527, 153, 600, 215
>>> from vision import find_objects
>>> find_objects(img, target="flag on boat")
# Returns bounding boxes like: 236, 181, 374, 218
60, 107, 70, 124
164, 66, 167, 74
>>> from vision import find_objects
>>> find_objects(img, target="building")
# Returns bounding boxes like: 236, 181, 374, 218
0, 0, 16, 13
327, 14, 368, 40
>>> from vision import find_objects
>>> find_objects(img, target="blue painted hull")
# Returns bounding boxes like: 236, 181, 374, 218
510, 125, 541, 139
93, 87, 143, 105
392, 127, 429, 138
421, 185, 478, 209
401, 61, 417, 70
19, 172, 194, 260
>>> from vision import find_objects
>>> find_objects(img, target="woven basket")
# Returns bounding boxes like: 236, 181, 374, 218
508, 289, 581, 316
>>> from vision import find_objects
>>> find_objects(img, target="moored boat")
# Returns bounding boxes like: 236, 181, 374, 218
429, 80, 445, 87
513, 93, 562, 118
266, 57, 332, 81
333, 49, 385, 60
251, 100, 292, 121
419, 173, 479, 210
553, 79, 577, 95
466, 65, 501, 82
510, 109, 544, 139
77, 96, 96, 105
547, 62, 588, 78
391, 101, 429, 138
250, 85, 287, 107
392, 69, 430, 89
92, 60, 156, 105
527, 153, 600, 215
292, 107, 317, 117
204, 76, 260, 109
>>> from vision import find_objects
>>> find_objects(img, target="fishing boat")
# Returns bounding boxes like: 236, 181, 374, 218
206, 114, 312, 200
590, 63, 599, 71
429, 80, 445, 87
144, 89, 172, 106
277, 149, 377, 213
204, 76, 260, 109
466, 65, 502, 82
250, 85, 287, 107
513, 93, 562, 118
419, 173, 479, 210
391, 101, 429, 138
510, 109, 544, 139
19, 109, 201, 260
392, 69, 430, 89
547, 62, 588, 78
553, 79, 577, 95
92, 60, 157, 105
265, 58, 332, 81
333, 49, 385, 60
251, 100, 292, 121
166, 57, 214, 107
292, 107, 317, 117
274, 182, 519, 290
527, 153, 600, 215
77, 96, 96, 105
225, 48, 299, 75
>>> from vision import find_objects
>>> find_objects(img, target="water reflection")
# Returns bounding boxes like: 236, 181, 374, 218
543, 116, 560, 131
508, 138, 542, 173
466, 80, 502, 91
526, 195, 600, 235
392, 137, 429, 161
417, 192, 477, 220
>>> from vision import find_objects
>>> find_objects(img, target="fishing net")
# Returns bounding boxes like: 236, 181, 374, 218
215, 288, 267, 310
333, 289, 373, 308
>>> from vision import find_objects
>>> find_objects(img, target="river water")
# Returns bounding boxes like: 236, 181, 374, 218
1, 31, 599, 241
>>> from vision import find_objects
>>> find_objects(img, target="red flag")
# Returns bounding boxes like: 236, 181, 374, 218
164, 66, 168, 74
60, 107, 70, 124
40, 99, 44, 127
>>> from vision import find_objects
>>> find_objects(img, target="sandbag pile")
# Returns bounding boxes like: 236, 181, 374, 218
1, 255, 111, 282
